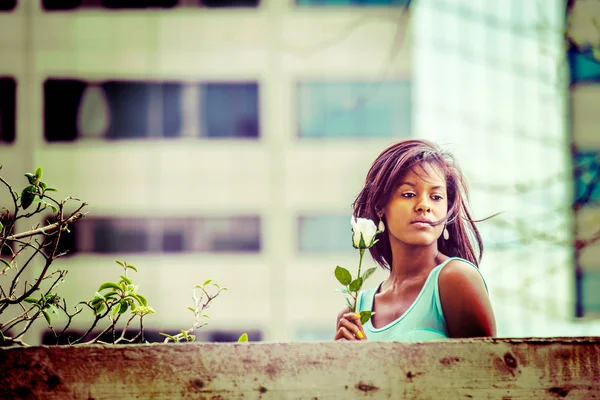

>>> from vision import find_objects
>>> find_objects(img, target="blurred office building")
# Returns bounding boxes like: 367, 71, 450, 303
0, 0, 599, 345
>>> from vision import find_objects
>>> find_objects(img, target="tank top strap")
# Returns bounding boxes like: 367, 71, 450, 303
357, 280, 384, 313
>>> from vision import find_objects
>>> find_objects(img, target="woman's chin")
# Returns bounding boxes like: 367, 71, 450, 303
400, 236, 439, 246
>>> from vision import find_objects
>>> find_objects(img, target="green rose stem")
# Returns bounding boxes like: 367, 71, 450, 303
357, 248, 364, 280
352, 248, 365, 312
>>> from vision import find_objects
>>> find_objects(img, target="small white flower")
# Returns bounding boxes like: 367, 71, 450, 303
351, 216, 378, 249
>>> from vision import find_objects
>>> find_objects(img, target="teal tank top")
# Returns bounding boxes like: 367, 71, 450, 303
356, 257, 488, 341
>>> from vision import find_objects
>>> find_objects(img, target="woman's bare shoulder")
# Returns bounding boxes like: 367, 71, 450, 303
438, 259, 496, 337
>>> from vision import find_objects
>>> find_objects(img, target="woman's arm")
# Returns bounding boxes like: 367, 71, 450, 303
438, 260, 497, 338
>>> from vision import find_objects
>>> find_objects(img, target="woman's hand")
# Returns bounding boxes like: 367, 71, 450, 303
334, 311, 367, 341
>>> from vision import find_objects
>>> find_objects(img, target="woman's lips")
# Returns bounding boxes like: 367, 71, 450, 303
411, 222, 433, 229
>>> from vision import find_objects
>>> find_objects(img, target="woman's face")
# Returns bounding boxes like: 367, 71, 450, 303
382, 163, 448, 247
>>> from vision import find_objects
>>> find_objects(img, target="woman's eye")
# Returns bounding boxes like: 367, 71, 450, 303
402, 193, 416, 198
431, 195, 443, 201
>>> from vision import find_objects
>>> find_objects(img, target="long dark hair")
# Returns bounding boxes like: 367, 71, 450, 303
352, 139, 483, 269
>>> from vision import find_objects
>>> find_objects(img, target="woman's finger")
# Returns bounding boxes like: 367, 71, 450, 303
334, 326, 356, 341
341, 312, 367, 340
339, 318, 366, 340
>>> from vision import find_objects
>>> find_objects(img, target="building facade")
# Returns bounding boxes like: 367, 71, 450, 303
0, 0, 598, 345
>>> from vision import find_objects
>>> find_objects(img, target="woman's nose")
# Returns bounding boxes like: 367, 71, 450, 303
416, 202, 431, 213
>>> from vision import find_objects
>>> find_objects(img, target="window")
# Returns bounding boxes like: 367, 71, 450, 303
44, 79, 183, 141
297, 81, 411, 139
568, 48, 600, 84
43, 216, 78, 257
44, 79, 259, 141
201, 83, 259, 138
574, 151, 600, 205
581, 270, 600, 315
199, 0, 259, 6
42, 0, 258, 11
44, 215, 261, 254
0, 0, 16, 11
298, 215, 353, 253
297, 0, 409, 6
0, 77, 16, 144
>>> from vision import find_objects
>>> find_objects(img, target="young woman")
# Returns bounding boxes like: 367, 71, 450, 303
335, 139, 496, 341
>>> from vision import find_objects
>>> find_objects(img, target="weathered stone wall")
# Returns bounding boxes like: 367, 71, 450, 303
1, 338, 599, 399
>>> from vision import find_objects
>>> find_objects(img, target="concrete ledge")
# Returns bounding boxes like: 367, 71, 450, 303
1, 338, 599, 399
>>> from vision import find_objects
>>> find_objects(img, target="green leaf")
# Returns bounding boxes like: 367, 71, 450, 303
203, 279, 212, 286
45, 187, 57, 192
159, 333, 176, 342
128, 293, 144, 306
118, 299, 128, 314
95, 303, 106, 315
102, 291, 118, 300
238, 333, 249, 343
334, 266, 352, 286
93, 292, 106, 301
181, 330, 189, 339
98, 282, 121, 291
20, 185, 36, 210
120, 275, 133, 285
39, 181, 47, 191
136, 294, 148, 307
32, 198, 56, 212
361, 267, 377, 282
42, 310, 51, 325
359, 310, 374, 325
23, 297, 38, 304
0, 221, 3, 233
349, 277, 363, 293
112, 302, 121, 316
43, 201, 58, 213
0, 258, 11, 269
126, 264, 137, 272
91, 298, 104, 307
24, 173, 36, 185
133, 305, 155, 315
115, 260, 125, 267
34, 167, 43, 181
201, 314, 210, 319
187, 307, 196, 313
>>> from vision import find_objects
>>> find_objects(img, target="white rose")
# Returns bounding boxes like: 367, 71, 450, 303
351, 216, 378, 249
